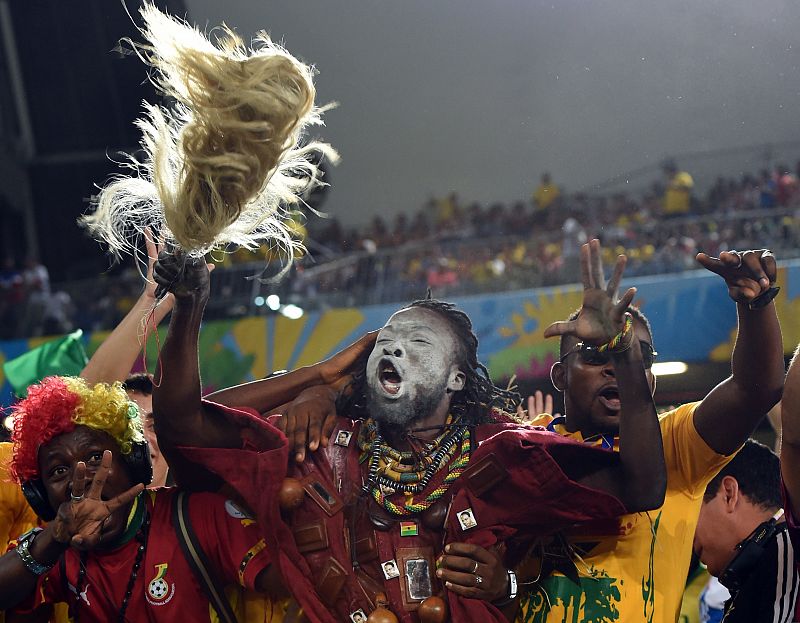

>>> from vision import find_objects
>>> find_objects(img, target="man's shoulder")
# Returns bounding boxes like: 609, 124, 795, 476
657, 402, 701, 435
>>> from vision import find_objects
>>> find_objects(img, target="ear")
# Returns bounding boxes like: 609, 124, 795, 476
649, 371, 657, 396
447, 367, 466, 393
550, 362, 566, 393
720, 475, 740, 513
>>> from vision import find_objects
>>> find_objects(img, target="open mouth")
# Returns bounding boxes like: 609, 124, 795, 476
598, 386, 621, 411
379, 359, 403, 395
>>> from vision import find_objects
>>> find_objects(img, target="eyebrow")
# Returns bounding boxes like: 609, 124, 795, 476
381, 324, 437, 335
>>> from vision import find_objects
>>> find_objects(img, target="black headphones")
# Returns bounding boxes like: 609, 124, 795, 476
21, 440, 153, 521
718, 508, 784, 592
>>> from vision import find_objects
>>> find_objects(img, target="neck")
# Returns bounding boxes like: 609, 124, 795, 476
736, 505, 783, 541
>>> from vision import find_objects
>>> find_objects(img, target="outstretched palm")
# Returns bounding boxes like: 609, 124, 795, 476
544, 239, 636, 345
53, 450, 144, 550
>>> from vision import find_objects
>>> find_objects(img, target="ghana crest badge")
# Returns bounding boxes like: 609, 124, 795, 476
146, 562, 176, 605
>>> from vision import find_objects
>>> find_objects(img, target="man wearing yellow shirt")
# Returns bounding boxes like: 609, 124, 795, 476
0, 442, 37, 550
662, 160, 694, 216
532, 172, 561, 211
518, 246, 784, 623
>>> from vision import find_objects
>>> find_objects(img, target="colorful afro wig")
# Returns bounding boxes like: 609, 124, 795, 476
9, 376, 144, 483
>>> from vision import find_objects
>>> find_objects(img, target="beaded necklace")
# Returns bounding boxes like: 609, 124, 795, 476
73, 497, 150, 623
359, 418, 472, 516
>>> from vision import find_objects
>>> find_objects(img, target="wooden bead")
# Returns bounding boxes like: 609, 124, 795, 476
417, 596, 448, 623
366, 607, 398, 623
278, 477, 305, 510
367, 593, 398, 623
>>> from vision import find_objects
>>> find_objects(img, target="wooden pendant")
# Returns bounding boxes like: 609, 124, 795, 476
278, 477, 305, 511
367, 593, 399, 623
417, 595, 448, 623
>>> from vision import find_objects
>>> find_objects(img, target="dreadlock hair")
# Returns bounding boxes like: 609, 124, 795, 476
338, 298, 520, 426
558, 305, 653, 358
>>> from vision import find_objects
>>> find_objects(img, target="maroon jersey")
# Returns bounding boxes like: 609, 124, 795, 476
14, 488, 270, 622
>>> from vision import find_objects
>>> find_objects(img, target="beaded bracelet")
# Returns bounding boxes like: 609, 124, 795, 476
597, 312, 634, 353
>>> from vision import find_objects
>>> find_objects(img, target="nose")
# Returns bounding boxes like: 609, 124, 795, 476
382, 346, 403, 358
601, 361, 616, 377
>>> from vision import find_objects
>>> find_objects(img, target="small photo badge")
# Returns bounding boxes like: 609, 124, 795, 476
457, 508, 478, 531
382, 559, 401, 580
350, 609, 368, 623
334, 430, 353, 447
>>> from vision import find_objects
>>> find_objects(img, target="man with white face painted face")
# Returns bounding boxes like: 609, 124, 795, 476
151, 251, 667, 623
365, 308, 465, 433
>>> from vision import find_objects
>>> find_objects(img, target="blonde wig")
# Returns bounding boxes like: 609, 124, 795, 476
81, 3, 336, 260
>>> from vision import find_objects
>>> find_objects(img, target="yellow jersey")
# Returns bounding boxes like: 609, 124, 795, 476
533, 183, 561, 210
663, 172, 694, 215
0, 442, 37, 550
517, 403, 734, 623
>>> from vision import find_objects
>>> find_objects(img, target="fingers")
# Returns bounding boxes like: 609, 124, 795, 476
543, 319, 577, 339
695, 252, 725, 276
444, 542, 495, 564
292, 409, 309, 463
760, 251, 777, 283
86, 450, 113, 500
579, 243, 593, 289
439, 569, 480, 595
320, 410, 338, 448
606, 254, 627, 300
740, 250, 770, 290
105, 483, 145, 515
612, 287, 637, 318
532, 391, 553, 417
589, 239, 606, 290
71, 463, 87, 500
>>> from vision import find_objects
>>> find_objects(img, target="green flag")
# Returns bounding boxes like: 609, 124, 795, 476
3, 330, 88, 397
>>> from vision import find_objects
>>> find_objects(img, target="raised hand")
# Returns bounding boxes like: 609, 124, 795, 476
314, 331, 379, 388
517, 391, 560, 423
52, 451, 144, 550
153, 248, 212, 301
437, 542, 510, 602
142, 228, 174, 309
543, 239, 636, 345
696, 249, 778, 306
274, 385, 340, 463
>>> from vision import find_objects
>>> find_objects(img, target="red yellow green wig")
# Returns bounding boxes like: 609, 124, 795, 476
10, 376, 144, 483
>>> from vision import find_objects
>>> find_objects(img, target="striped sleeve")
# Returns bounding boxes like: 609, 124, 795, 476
770, 527, 800, 623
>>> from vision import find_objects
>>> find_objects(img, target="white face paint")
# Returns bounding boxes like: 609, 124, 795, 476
365, 307, 465, 430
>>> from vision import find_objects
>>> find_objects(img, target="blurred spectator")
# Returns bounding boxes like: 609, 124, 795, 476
662, 159, 694, 217
532, 172, 561, 211
7, 163, 800, 339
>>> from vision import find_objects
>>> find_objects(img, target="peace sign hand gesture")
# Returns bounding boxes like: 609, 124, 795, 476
51, 451, 144, 550
543, 239, 636, 345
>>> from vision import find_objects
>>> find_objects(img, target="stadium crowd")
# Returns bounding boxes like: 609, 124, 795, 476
3, 161, 800, 339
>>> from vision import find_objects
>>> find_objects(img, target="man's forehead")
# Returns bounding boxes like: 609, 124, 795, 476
42, 425, 113, 455
382, 307, 449, 332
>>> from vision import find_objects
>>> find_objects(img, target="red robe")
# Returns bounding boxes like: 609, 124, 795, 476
179, 402, 627, 623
